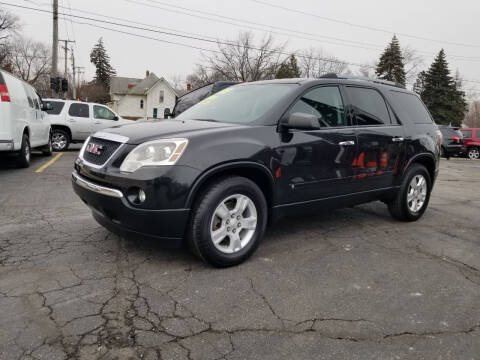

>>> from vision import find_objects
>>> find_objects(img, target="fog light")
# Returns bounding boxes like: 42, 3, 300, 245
138, 189, 146, 203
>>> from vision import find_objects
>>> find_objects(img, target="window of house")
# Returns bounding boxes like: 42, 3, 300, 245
345, 87, 391, 125
159, 90, 164, 103
140, 99, 144, 109
289, 86, 347, 127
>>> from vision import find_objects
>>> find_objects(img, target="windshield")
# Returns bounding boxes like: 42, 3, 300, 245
176, 84, 296, 124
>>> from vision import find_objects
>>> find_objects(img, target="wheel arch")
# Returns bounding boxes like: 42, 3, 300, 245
404, 153, 436, 184
185, 161, 276, 210
51, 125, 72, 140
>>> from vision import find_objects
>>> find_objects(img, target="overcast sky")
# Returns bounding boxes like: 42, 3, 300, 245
7, 0, 480, 96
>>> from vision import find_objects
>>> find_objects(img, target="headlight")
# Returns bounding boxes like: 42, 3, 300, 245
120, 138, 188, 173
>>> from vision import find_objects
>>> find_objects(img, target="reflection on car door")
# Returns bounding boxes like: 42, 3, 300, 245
344, 86, 405, 191
92, 105, 119, 132
67, 103, 91, 140
277, 85, 358, 204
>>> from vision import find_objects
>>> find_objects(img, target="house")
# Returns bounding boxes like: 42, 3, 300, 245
109, 71, 179, 120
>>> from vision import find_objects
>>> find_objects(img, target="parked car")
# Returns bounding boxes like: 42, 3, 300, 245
43, 99, 132, 151
72, 77, 440, 267
164, 81, 238, 118
0, 69, 52, 167
459, 128, 480, 159
437, 125, 465, 159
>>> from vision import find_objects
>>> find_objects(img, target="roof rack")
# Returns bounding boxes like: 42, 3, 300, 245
319, 73, 406, 89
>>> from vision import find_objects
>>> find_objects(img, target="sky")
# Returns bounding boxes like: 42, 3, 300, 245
4, 0, 480, 97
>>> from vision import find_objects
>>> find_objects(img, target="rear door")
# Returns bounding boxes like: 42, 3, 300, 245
92, 104, 120, 132
67, 102, 92, 140
21, 83, 40, 145
344, 86, 405, 190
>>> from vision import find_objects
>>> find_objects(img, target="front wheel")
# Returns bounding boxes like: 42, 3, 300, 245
187, 176, 268, 267
467, 147, 479, 160
387, 164, 432, 221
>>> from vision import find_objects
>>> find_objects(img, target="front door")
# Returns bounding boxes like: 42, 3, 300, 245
67, 103, 92, 141
153, 108, 158, 119
92, 105, 119, 133
277, 85, 358, 204
343, 86, 405, 191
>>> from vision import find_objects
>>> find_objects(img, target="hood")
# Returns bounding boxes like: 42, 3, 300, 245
99, 119, 243, 144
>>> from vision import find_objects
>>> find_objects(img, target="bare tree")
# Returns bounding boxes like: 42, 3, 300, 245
193, 32, 286, 83
403, 46, 424, 85
0, 7, 19, 68
464, 101, 480, 128
9, 36, 50, 87
298, 48, 349, 78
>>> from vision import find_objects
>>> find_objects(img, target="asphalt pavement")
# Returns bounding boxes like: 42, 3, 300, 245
0, 151, 479, 360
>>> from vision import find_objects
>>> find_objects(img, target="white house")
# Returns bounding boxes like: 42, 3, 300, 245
109, 72, 179, 120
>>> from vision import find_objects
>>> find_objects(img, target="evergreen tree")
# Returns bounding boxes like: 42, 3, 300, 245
275, 55, 301, 79
375, 35, 406, 86
419, 49, 467, 126
90, 38, 116, 88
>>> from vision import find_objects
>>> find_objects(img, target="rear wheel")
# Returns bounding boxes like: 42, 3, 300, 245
42, 134, 53, 156
51, 129, 70, 151
467, 147, 479, 160
387, 164, 431, 221
187, 176, 268, 267
17, 134, 31, 168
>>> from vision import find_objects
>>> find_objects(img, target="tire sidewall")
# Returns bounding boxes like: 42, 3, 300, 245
19, 134, 31, 168
193, 178, 268, 266
52, 129, 69, 151
402, 165, 431, 220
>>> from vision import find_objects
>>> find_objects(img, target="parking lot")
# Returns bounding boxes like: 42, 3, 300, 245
0, 150, 479, 360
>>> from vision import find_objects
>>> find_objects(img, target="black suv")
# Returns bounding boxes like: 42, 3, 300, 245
72, 78, 440, 267
438, 125, 465, 159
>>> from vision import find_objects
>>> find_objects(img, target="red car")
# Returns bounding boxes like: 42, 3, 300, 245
459, 128, 480, 159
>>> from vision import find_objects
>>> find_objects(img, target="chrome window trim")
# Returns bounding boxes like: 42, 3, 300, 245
72, 171, 123, 198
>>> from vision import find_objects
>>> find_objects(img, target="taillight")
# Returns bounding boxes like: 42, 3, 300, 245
451, 136, 460, 144
436, 129, 442, 145
0, 84, 10, 102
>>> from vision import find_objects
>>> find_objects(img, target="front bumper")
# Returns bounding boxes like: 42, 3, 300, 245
72, 171, 190, 242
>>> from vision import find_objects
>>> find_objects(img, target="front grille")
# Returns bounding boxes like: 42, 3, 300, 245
82, 137, 122, 166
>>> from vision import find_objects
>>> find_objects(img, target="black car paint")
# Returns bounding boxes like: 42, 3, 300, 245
73, 79, 440, 243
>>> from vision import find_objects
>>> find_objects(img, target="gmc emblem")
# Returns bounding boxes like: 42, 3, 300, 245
86, 143, 103, 156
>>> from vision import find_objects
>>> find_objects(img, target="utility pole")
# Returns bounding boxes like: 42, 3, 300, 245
75, 67, 85, 100
71, 49, 76, 100
59, 39, 75, 97
51, 0, 58, 97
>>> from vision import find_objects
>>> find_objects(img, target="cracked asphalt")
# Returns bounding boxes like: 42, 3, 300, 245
1, 150, 479, 360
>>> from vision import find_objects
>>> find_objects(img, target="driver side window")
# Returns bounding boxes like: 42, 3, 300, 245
94, 105, 116, 120
290, 86, 347, 127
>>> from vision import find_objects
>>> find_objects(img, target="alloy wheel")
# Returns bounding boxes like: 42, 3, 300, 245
52, 133, 67, 151
468, 148, 479, 160
407, 175, 427, 213
210, 194, 258, 254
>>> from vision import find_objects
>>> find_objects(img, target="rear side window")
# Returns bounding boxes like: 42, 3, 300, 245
345, 87, 391, 125
461, 130, 472, 138
389, 91, 433, 124
174, 84, 214, 115
45, 101, 65, 115
69, 103, 89, 118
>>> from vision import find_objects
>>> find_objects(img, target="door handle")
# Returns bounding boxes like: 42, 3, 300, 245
338, 141, 355, 146
392, 137, 404, 142
68, 118, 76, 123
94, 121, 101, 124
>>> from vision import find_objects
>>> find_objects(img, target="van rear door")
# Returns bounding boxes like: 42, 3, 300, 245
0, 71, 12, 145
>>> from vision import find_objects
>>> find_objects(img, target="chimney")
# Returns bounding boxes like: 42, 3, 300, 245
186, 83, 191, 92
146, 70, 150, 77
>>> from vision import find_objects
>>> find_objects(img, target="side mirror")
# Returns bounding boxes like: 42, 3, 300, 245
42, 102, 53, 111
164, 108, 172, 118
113, 116, 119, 121
283, 112, 320, 130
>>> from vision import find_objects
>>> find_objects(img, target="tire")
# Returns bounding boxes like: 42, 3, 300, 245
467, 147, 480, 160
42, 134, 53, 156
187, 176, 268, 267
51, 129, 70, 151
387, 164, 431, 222
17, 134, 31, 168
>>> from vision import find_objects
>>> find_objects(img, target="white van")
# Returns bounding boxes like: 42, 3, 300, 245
0, 69, 52, 167
43, 99, 132, 151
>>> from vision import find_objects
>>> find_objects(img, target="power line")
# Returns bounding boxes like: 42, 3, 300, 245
129, 0, 480, 62
1, 1, 372, 69
247, 0, 480, 49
